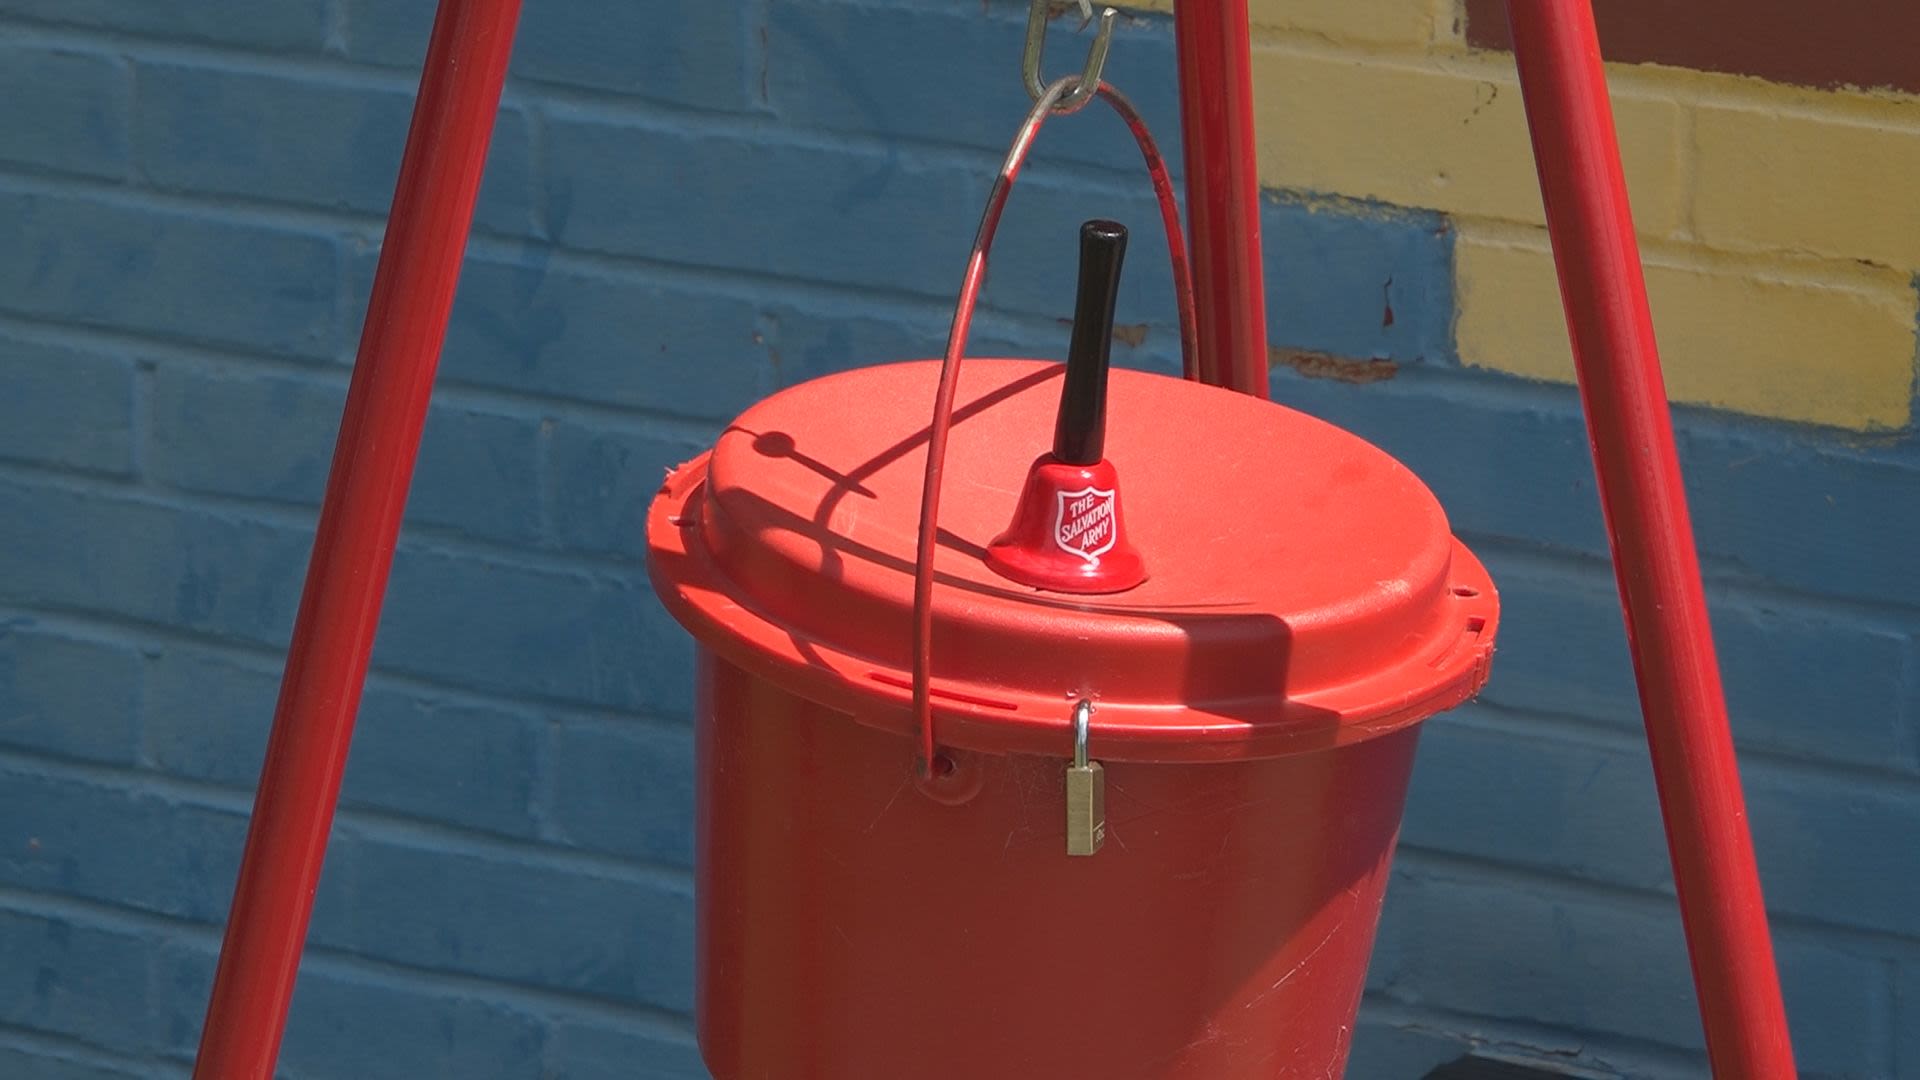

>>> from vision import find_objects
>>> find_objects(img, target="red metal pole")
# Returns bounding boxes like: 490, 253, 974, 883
1172, 0, 1270, 398
1503, 3, 1795, 1074
191, 1, 522, 1075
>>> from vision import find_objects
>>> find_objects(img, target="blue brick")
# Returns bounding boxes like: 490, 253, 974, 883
1266, 194, 1456, 363
1402, 711, 1674, 891
155, 945, 547, 1078
135, 63, 535, 236
543, 121, 1180, 324
1370, 864, 1889, 1077
0, 909, 160, 1056
143, 646, 541, 838
1899, 960, 1920, 1080
1746, 766, 1920, 939
758, 193, 1453, 375
318, 831, 695, 1012
1467, 564, 1636, 721
0, 626, 139, 764
0, 767, 247, 924
1476, 558, 1914, 770
141, 646, 276, 789
148, 940, 210, 1059
348, 250, 779, 420
545, 718, 693, 868
286, 971, 547, 1080
1687, 598, 1910, 769
6, 483, 686, 714
0, 479, 311, 644
547, 419, 712, 562
149, 365, 544, 544
0, 46, 128, 179
1778, 940, 1900, 1080
0, 0, 326, 50
1370, 866, 1699, 1051
757, 296, 1180, 389
1677, 423, 1920, 609
349, 689, 541, 838
410, 406, 546, 544
0, 338, 134, 476
546, 1017, 708, 1080
758, 300, 983, 388
1342, 1014, 1476, 1080
0, 1045, 151, 1080
1347, 1005, 1663, 1079
1272, 365, 1920, 610
765, 0, 1185, 174
547, 120, 1454, 365
1407, 712, 1920, 940
148, 365, 341, 503
375, 546, 694, 717
344, 0, 755, 111
1270, 366, 1609, 555
0, 190, 339, 360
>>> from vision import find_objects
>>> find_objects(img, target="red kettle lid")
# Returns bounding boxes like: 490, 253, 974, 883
647, 359, 1496, 763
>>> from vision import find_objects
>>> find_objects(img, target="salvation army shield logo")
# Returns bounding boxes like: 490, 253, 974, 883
1054, 486, 1118, 564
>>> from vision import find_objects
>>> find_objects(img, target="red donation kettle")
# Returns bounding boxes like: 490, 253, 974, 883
645, 223, 1499, 1079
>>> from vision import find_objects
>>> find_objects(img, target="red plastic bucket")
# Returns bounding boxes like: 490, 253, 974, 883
648, 358, 1497, 1078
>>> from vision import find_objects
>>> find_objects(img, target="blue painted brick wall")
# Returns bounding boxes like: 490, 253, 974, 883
0, 1, 1914, 1077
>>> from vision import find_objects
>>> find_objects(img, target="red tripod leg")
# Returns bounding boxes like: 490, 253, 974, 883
192, 2, 524, 1075
1505, 3, 1795, 1075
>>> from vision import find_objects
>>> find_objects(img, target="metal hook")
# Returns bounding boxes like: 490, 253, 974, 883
1024, 0, 1118, 115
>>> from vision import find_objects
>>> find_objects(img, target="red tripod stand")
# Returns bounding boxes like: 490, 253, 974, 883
188, 2, 1796, 1076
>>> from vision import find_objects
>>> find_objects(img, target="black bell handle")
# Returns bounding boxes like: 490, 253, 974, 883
1053, 219, 1128, 466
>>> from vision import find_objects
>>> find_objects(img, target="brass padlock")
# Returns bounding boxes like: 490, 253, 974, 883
1065, 700, 1105, 856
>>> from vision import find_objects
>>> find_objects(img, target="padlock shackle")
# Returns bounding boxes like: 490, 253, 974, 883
1071, 699, 1094, 768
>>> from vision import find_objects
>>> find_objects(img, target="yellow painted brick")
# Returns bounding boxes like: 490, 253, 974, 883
1694, 102, 1920, 269
1249, 0, 1437, 46
1433, 0, 1466, 49
1250, 47, 1683, 234
1120, 0, 1437, 44
1455, 227, 1916, 430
